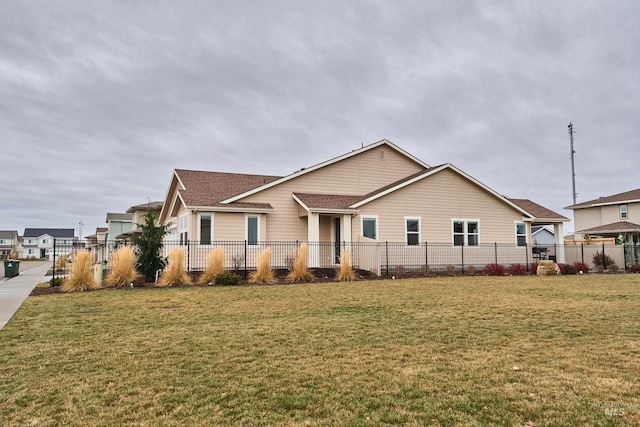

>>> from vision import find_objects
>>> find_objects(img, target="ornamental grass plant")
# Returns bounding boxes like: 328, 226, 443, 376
250, 247, 274, 284
105, 246, 139, 288
61, 250, 99, 292
336, 248, 355, 281
158, 247, 192, 287
198, 247, 225, 285
286, 243, 314, 282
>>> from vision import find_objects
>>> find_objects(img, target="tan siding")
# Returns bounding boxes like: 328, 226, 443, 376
353, 169, 525, 244
629, 202, 640, 223
601, 205, 622, 224
573, 208, 603, 232
239, 146, 424, 241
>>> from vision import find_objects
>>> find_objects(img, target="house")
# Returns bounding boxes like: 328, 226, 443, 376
105, 213, 133, 249
85, 227, 109, 263
565, 188, 640, 245
0, 230, 19, 259
159, 139, 568, 271
531, 225, 555, 246
22, 228, 75, 260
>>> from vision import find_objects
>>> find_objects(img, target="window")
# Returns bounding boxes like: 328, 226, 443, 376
405, 217, 420, 246
247, 215, 259, 245
0, 239, 5, 244
42, 239, 48, 244
453, 220, 479, 246
27, 239, 33, 244
362, 216, 378, 240
515, 222, 527, 246
28, 249, 34, 255
179, 214, 189, 245
620, 204, 628, 220
199, 214, 212, 245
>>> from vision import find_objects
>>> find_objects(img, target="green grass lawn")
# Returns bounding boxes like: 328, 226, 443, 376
1, 275, 639, 426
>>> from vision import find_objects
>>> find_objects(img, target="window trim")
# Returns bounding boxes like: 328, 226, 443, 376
452, 219, 480, 246
198, 213, 213, 245
620, 204, 628, 220
405, 216, 421, 246
515, 221, 527, 247
178, 213, 189, 245
361, 215, 379, 240
246, 214, 260, 246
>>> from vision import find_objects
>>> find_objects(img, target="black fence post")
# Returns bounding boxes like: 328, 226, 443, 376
385, 241, 389, 276
243, 240, 248, 280
581, 244, 584, 264
524, 242, 529, 272
461, 244, 465, 275
424, 241, 428, 267
494, 242, 498, 265
602, 243, 607, 270
52, 239, 56, 285
187, 239, 191, 272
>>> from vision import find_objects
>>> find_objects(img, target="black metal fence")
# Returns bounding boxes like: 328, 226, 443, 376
50, 239, 640, 282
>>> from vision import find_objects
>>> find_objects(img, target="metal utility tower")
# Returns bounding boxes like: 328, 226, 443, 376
568, 123, 577, 205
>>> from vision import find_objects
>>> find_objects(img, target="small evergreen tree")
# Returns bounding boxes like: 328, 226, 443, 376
131, 211, 168, 282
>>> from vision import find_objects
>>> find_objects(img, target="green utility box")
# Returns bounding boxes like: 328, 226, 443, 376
3, 260, 20, 278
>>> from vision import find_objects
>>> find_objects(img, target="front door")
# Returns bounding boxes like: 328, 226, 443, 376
334, 217, 341, 263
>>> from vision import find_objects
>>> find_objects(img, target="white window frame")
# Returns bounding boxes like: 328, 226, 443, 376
620, 204, 628, 220
405, 216, 421, 246
361, 215, 379, 240
246, 214, 260, 246
198, 213, 214, 245
452, 219, 480, 246
515, 222, 527, 247
178, 213, 189, 245
0, 239, 5, 245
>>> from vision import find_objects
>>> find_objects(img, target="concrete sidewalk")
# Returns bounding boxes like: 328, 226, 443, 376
0, 262, 51, 330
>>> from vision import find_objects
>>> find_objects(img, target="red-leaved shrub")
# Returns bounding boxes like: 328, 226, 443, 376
484, 263, 506, 276
530, 263, 538, 275
508, 263, 527, 276
573, 262, 589, 274
628, 264, 640, 273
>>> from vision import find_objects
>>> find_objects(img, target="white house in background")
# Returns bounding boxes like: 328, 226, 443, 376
531, 225, 555, 246
0, 230, 19, 258
22, 228, 75, 260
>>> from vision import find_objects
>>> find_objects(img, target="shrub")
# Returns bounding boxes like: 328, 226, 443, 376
49, 277, 63, 287
508, 263, 527, 276
628, 264, 640, 273
465, 265, 476, 276
215, 271, 241, 285
445, 265, 457, 276
421, 265, 431, 276
592, 251, 617, 270
56, 253, 68, 270
530, 263, 538, 275
199, 247, 226, 284
250, 248, 274, 284
573, 262, 589, 274
559, 264, 576, 275
158, 247, 192, 287
336, 248, 355, 281
131, 211, 168, 282
484, 263, 506, 276
287, 243, 314, 282
61, 250, 99, 292
105, 246, 139, 287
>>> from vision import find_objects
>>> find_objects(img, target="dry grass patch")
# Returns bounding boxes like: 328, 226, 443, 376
1, 275, 639, 426
249, 247, 274, 283
336, 248, 355, 281
158, 247, 192, 287
61, 250, 99, 292
287, 243, 314, 282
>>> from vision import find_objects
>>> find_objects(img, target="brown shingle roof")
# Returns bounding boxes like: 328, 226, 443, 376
175, 169, 281, 206
508, 198, 569, 220
578, 221, 640, 234
293, 193, 362, 210
566, 188, 640, 209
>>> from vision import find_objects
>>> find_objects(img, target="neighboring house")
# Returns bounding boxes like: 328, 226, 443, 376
105, 213, 133, 247
122, 201, 164, 239
159, 139, 568, 269
85, 227, 109, 263
531, 225, 555, 246
22, 228, 75, 260
565, 188, 640, 245
0, 230, 19, 258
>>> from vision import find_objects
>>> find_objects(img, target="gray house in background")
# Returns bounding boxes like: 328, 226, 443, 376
0, 230, 19, 258
531, 225, 555, 246
22, 228, 75, 260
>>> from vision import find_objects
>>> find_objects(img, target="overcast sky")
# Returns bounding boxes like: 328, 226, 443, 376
1, 0, 638, 238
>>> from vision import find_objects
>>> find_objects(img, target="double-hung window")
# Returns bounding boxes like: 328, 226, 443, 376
179, 214, 189, 245
361, 216, 378, 240
453, 220, 479, 246
620, 204, 628, 220
515, 222, 527, 246
405, 217, 421, 246
246, 215, 259, 245
199, 214, 212, 245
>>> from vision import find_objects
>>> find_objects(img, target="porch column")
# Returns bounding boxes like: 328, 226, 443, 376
342, 214, 352, 245
308, 212, 320, 268
554, 223, 565, 264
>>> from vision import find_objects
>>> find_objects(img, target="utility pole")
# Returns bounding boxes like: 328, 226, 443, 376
568, 123, 577, 205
